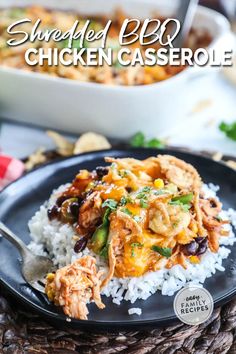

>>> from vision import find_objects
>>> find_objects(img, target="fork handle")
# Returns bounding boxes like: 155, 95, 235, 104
0, 221, 31, 258
172, 0, 199, 48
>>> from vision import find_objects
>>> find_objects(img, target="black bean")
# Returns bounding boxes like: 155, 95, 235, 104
201, 238, 208, 246
74, 237, 88, 253
70, 202, 80, 217
210, 199, 217, 208
126, 187, 132, 193
56, 195, 69, 207
195, 237, 204, 244
47, 205, 60, 220
197, 243, 208, 255
96, 166, 109, 178
195, 236, 208, 247
78, 196, 84, 206
183, 241, 199, 256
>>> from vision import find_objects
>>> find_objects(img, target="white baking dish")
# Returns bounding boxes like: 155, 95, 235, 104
0, 0, 233, 138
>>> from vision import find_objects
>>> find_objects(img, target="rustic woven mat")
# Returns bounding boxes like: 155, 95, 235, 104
1, 148, 236, 354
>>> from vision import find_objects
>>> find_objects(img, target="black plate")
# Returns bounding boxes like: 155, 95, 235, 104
0, 148, 236, 329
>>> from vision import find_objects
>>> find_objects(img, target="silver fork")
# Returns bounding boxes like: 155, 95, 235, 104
0, 221, 55, 293
172, 0, 199, 48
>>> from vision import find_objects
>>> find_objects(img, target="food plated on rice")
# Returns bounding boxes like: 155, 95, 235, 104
28, 154, 235, 320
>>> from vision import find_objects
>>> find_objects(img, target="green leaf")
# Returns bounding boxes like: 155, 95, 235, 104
130, 132, 165, 148
172, 193, 193, 204
169, 193, 193, 212
219, 121, 236, 141
169, 200, 191, 212
130, 132, 145, 147
145, 138, 165, 149
102, 199, 118, 211
152, 245, 172, 258
181, 204, 191, 212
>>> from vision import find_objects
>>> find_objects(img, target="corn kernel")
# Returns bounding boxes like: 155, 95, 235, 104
76, 169, 89, 179
178, 230, 186, 237
46, 273, 55, 281
154, 178, 164, 189
189, 256, 200, 264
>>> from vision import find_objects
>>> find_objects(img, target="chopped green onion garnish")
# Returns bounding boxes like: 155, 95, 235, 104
131, 242, 143, 257
142, 186, 151, 193
152, 245, 172, 258
120, 196, 133, 206
102, 199, 118, 211
121, 208, 133, 216
140, 199, 148, 208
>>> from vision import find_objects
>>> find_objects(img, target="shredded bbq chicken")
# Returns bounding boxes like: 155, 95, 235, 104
157, 155, 206, 235
45, 256, 105, 320
78, 191, 103, 230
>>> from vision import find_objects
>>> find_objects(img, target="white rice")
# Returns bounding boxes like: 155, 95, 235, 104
28, 183, 236, 311
128, 308, 142, 316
